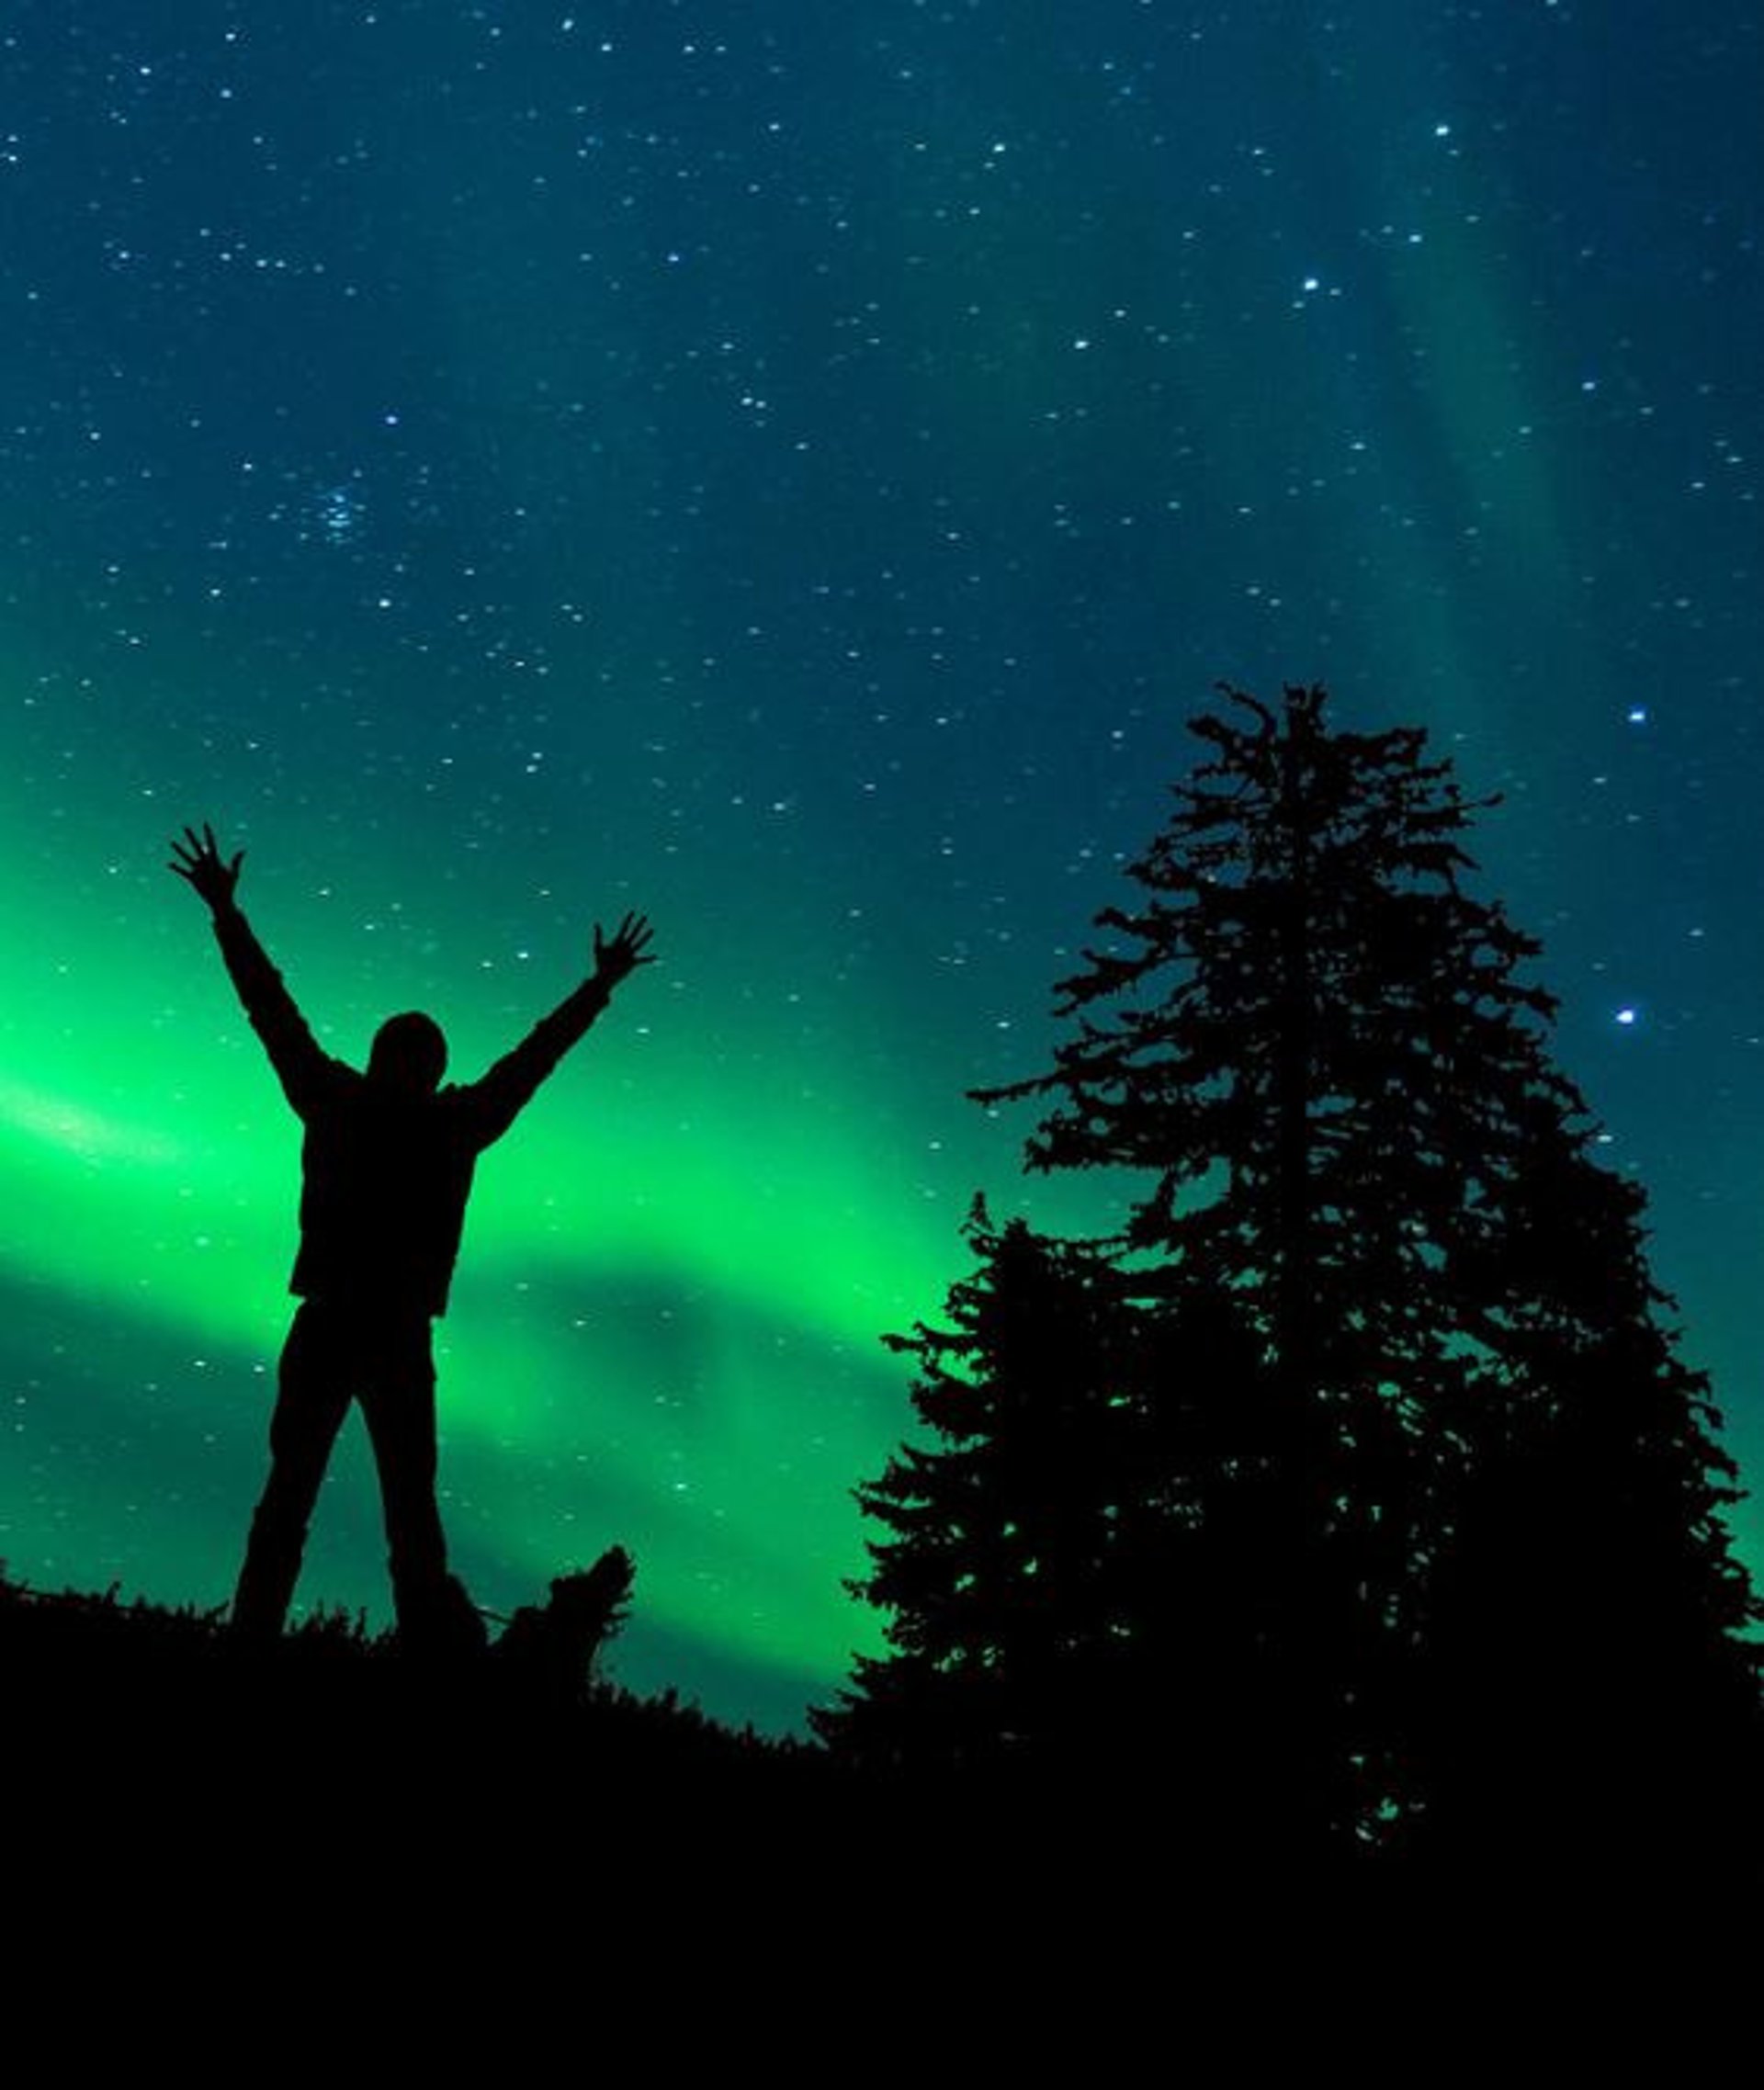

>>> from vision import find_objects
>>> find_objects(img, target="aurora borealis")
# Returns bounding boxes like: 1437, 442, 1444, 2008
3, 4, 1761, 1732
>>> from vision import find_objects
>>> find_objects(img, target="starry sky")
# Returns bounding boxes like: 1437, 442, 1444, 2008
2, 2, 1760, 1733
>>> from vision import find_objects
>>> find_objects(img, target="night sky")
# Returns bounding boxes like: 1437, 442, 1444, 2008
3, 3, 1760, 1734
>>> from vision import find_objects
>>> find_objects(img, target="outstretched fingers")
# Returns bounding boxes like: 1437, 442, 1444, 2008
167, 823, 243, 900
594, 910, 656, 976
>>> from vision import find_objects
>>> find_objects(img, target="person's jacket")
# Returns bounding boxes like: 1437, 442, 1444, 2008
213, 902, 609, 1316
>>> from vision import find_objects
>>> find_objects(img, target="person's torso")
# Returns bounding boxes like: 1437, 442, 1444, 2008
291, 1075, 480, 1315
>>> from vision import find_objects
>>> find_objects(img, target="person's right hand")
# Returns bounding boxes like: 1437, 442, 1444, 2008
168, 823, 244, 913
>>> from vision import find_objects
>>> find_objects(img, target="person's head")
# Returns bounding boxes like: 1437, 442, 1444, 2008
368, 1011, 447, 1095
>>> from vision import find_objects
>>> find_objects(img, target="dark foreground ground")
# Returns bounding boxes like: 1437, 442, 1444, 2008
3, 1567, 1758, 2001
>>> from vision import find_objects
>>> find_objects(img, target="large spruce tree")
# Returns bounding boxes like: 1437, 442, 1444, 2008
827, 684, 1758, 1858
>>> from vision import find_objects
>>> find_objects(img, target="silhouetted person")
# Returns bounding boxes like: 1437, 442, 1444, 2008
169, 823, 654, 1652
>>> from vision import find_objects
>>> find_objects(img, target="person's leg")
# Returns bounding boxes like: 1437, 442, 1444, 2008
232, 1301, 353, 1640
358, 1315, 482, 1651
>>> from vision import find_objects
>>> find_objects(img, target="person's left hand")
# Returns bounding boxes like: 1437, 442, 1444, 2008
593, 911, 655, 988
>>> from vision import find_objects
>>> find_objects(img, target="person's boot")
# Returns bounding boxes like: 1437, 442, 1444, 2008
230, 1520, 303, 1644
393, 1570, 488, 1660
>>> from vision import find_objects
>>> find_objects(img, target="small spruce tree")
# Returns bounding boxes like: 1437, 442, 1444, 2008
817, 1207, 1141, 1770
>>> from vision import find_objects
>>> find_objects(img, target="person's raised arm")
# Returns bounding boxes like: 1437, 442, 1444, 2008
168, 822, 333, 1118
463, 910, 655, 1147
